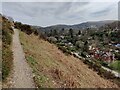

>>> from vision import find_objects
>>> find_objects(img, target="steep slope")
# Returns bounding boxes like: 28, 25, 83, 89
19, 31, 118, 88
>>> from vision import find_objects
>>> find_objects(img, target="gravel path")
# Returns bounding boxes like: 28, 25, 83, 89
11, 28, 35, 88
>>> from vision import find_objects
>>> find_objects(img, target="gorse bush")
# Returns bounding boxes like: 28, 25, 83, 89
2, 30, 12, 45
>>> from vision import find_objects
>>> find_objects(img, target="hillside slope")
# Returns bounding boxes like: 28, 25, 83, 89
2, 16, 13, 81
20, 31, 118, 88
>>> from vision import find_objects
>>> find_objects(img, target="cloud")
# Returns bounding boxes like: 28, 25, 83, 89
0, 2, 2, 14
2, 1, 119, 26
1, 0, 120, 2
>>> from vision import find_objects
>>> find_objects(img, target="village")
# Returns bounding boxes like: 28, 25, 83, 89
57, 34, 120, 78
60, 36, 120, 63
45, 27, 120, 77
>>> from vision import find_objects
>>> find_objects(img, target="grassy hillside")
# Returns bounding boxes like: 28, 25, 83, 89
2, 16, 13, 80
19, 31, 118, 88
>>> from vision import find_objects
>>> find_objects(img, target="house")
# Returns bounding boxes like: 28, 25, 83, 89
89, 47, 115, 63
115, 44, 120, 48
60, 35, 65, 39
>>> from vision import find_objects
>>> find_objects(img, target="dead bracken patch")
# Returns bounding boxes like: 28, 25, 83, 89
63, 76, 80, 88
51, 69, 63, 80
51, 68, 80, 88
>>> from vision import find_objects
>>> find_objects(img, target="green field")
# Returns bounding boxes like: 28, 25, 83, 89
110, 60, 120, 72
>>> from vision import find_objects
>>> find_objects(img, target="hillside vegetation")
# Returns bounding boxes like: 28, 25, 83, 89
19, 31, 118, 88
1, 16, 13, 80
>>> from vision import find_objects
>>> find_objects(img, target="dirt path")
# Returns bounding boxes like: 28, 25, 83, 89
11, 28, 35, 88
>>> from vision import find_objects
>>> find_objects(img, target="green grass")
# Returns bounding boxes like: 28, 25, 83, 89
26, 56, 37, 66
26, 55, 49, 88
109, 60, 120, 72
26, 55, 40, 74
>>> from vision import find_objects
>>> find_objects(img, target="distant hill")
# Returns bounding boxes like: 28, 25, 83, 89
101, 21, 120, 29
72, 20, 116, 29
35, 20, 116, 33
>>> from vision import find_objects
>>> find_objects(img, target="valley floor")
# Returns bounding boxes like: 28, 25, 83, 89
19, 31, 119, 88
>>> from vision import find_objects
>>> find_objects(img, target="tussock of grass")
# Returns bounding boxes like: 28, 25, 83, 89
34, 74, 48, 88
26, 56, 37, 66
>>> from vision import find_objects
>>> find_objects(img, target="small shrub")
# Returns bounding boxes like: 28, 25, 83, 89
81, 52, 87, 58
34, 30, 39, 36
58, 46, 71, 55
48, 36, 57, 43
103, 71, 115, 79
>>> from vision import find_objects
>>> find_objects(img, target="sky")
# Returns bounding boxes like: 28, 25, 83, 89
1, 0, 120, 27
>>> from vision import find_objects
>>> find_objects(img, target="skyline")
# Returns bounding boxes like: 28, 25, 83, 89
1, 1, 119, 27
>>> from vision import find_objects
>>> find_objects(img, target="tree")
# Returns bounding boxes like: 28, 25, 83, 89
69, 28, 73, 38
49, 29, 53, 36
53, 29, 58, 36
60, 28, 65, 35
78, 30, 81, 35
48, 36, 57, 43
75, 41, 83, 49
83, 41, 89, 52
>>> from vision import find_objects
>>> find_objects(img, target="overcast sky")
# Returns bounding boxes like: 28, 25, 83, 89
1, 0, 119, 27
